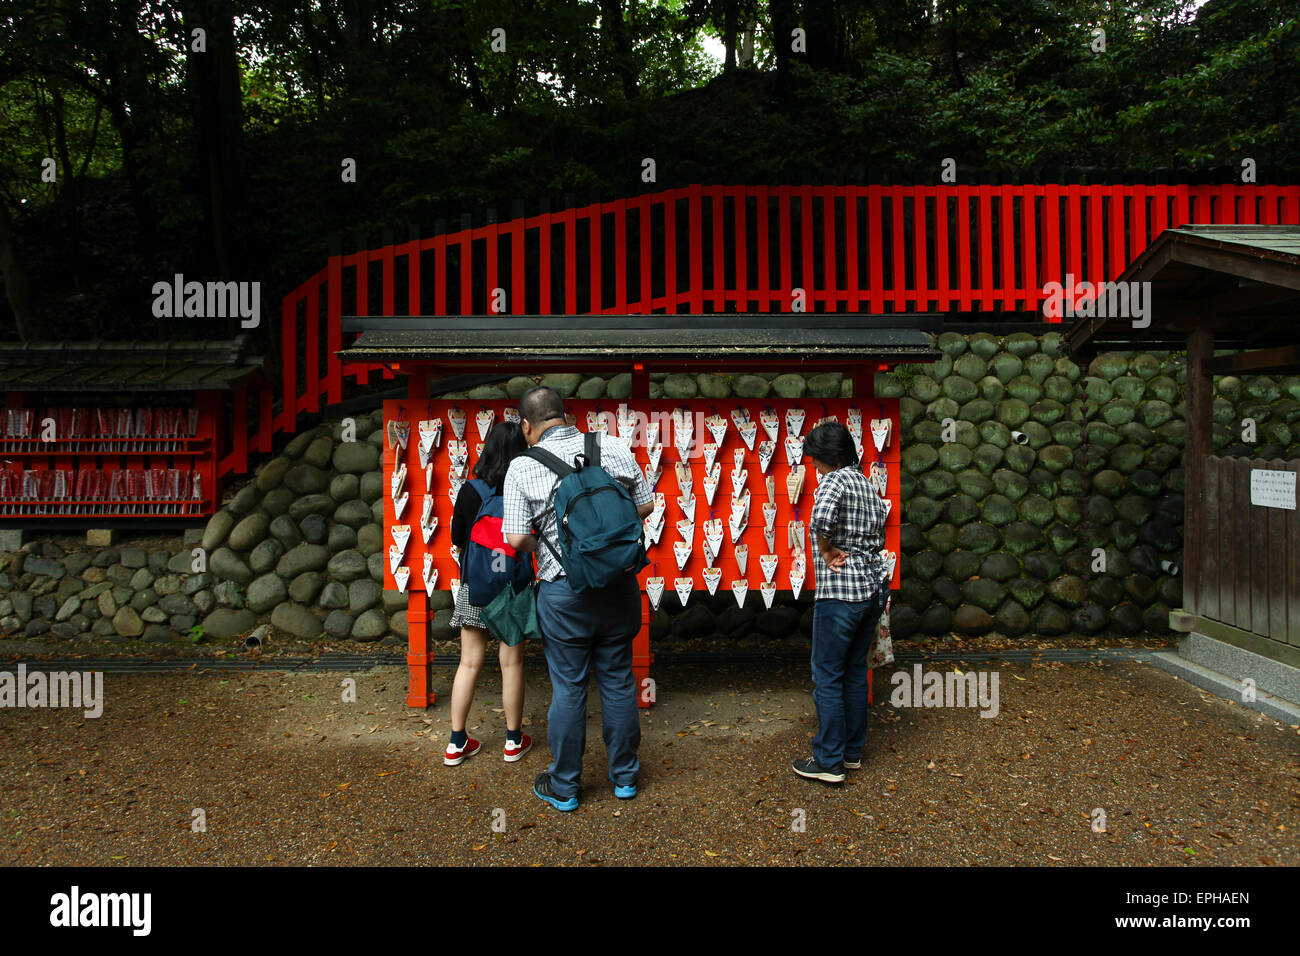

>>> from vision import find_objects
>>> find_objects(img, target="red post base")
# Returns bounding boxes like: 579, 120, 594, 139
634, 592, 654, 708
405, 590, 435, 708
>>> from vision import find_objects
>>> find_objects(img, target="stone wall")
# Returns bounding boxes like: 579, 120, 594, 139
3, 338, 1295, 646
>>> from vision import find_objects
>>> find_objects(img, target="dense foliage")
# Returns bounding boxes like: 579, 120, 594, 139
1, 0, 1297, 343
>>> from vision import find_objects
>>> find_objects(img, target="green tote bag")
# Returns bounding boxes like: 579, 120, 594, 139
480, 580, 542, 646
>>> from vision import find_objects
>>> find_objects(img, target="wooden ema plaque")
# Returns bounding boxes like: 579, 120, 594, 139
382, 398, 900, 600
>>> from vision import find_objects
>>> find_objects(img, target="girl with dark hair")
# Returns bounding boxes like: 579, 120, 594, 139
792, 421, 892, 785
445, 420, 532, 766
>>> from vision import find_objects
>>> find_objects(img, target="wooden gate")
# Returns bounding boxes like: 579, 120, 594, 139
1193, 456, 1300, 648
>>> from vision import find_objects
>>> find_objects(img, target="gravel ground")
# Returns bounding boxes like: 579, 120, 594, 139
1, 655, 1297, 866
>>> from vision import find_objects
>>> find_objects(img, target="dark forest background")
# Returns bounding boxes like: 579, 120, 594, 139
1, 0, 1297, 350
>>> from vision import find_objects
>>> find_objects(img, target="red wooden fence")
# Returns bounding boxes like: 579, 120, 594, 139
232, 183, 1300, 477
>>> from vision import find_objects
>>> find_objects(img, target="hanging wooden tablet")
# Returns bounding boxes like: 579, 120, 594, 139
734, 543, 749, 575
504, 408, 520, 424
760, 407, 780, 442
784, 435, 803, 467
760, 581, 777, 608
449, 544, 460, 567
673, 540, 692, 570
786, 407, 805, 438
762, 501, 777, 530
394, 566, 410, 593
702, 566, 722, 595
789, 554, 806, 599
786, 465, 805, 504
675, 462, 693, 497
870, 417, 891, 451
758, 440, 775, 474
422, 553, 437, 591
731, 579, 748, 608
644, 463, 661, 490
647, 442, 663, 473
391, 462, 407, 499
701, 441, 717, 473
475, 408, 495, 440
645, 576, 665, 611
393, 491, 409, 522
759, 553, 779, 582
677, 494, 696, 524
730, 406, 750, 432
702, 462, 720, 505
729, 467, 747, 496
674, 577, 693, 606
705, 413, 727, 445
447, 406, 466, 440
737, 419, 757, 450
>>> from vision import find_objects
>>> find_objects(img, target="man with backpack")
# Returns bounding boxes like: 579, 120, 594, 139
502, 386, 654, 812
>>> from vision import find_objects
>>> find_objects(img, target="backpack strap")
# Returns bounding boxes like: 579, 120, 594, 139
521, 446, 573, 478
519, 446, 573, 570
584, 431, 601, 469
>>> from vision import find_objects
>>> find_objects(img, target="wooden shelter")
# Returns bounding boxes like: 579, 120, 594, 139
1067, 225, 1300, 677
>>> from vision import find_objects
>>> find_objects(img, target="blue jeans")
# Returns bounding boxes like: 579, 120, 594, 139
810, 590, 887, 768
536, 576, 642, 799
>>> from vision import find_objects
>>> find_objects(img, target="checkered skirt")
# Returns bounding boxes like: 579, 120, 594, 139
448, 582, 485, 631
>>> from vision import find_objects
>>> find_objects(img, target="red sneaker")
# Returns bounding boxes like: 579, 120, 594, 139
503, 734, 533, 762
444, 736, 481, 766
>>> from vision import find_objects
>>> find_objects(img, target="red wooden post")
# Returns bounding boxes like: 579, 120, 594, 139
1021, 186, 1038, 314
845, 186, 860, 312
613, 198, 628, 314
778, 186, 793, 309
913, 187, 929, 311
712, 187, 725, 312
890, 185, 906, 310
279, 293, 297, 432
999, 186, 1015, 310
823, 188, 837, 311
977, 185, 994, 311
589, 203, 602, 313
689, 184, 703, 313
867, 186, 883, 313
304, 280, 320, 413
634, 591, 653, 709
733, 186, 748, 311
538, 213, 552, 315
935, 187, 950, 312
663, 190, 677, 312
956, 186, 972, 312
327, 255, 343, 405
636, 196, 651, 312
1086, 185, 1104, 289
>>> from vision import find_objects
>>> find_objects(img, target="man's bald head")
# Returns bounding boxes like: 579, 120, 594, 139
519, 386, 566, 427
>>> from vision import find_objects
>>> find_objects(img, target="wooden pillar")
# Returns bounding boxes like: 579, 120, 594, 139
634, 591, 653, 709
1183, 323, 1214, 616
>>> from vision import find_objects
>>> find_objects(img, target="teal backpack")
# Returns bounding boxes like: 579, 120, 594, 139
523, 432, 648, 591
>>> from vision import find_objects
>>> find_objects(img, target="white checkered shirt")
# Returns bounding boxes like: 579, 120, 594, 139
809, 465, 891, 602
502, 425, 652, 582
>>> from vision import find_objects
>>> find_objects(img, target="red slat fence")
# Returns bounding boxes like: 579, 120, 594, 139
228, 183, 1300, 477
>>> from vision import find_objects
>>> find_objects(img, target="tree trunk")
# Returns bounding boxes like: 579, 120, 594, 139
0, 200, 37, 343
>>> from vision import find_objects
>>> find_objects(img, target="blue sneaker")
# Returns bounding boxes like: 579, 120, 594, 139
609, 774, 637, 799
534, 772, 578, 812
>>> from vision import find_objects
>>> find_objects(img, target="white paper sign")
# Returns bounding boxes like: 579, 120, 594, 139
1250, 469, 1296, 510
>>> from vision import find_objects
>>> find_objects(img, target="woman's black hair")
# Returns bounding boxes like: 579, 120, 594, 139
803, 421, 860, 469
473, 420, 527, 488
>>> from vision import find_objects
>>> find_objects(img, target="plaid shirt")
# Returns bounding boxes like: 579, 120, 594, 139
502, 425, 652, 582
809, 465, 890, 602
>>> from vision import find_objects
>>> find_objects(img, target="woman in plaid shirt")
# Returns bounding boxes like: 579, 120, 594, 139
793, 421, 892, 784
